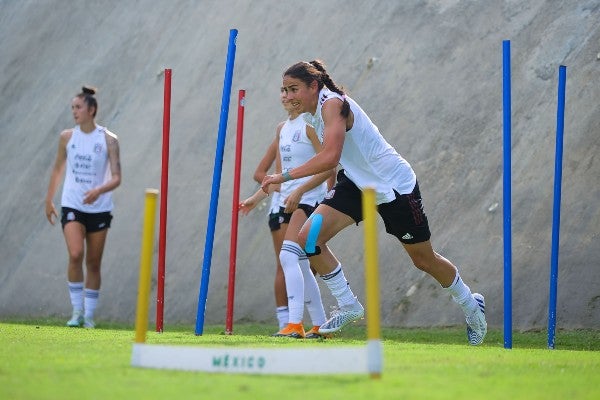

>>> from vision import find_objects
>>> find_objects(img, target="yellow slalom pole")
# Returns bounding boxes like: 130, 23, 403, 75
362, 188, 382, 379
134, 189, 159, 344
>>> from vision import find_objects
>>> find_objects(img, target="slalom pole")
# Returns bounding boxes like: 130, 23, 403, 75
362, 188, 382, 379
134, 189, 159, 344
195, 29, 238, 335
225, 90, 246, 334
548, 65, 567, 350
502, 39, 513, 349
156, 68, 172, 333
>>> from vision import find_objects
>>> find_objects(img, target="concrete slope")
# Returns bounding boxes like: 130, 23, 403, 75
0, 0, 598, 330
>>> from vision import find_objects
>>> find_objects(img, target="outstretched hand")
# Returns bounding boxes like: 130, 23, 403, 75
239, 195, 259, 215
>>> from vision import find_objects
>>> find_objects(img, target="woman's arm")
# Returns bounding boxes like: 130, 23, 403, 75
83, 131, 121, 204
253, 127, 280, 183
45, 130, 70, 224
262, 98, 346, 190
282, 124, 335, 212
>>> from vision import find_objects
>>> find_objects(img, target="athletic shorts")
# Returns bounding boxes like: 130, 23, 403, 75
61, 207, 113, 233
268, 211, 284, 231
320, 170, 431, 244
278, 203, 317, 225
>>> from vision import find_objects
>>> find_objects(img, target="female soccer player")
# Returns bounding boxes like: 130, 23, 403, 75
261, 60, 487, 345
241, 90, 334, 338
45, 86, 121, 328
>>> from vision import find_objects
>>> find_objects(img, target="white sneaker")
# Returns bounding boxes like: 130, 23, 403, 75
318, 300, 364, 334
466, 293, 487, 345
83, 317, 95, 329
66, 310, 84, 327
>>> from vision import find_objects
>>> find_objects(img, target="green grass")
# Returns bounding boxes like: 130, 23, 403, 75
1, 320, 598, 400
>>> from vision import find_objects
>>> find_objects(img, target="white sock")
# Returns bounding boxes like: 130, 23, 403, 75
321, 264, 358, 308
276, 306, 289, 330
279, 240, 305, 324
68, 281, 84, 312
299, 256, 326, 327
444, 273, 477, 314
84, 288, 99, 320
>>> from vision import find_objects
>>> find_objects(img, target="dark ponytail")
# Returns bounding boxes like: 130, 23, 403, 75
284, 60, 350, 118
77, 85, 98, 117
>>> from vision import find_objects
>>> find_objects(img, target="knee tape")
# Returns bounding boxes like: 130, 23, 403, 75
305, 213, 323, 257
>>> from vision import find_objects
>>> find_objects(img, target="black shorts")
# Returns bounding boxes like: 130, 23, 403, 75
268, 211, 284, 231
61, 207, 113, 233
278, 204, 317, 224
320, 170, 431, 244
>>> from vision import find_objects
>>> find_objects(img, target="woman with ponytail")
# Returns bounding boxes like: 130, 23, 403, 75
45, 86, 121, 329
261, 60, 487, 345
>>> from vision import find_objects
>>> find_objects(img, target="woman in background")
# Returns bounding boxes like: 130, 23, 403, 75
241, 90, 334, 338
45, 86, 121, 329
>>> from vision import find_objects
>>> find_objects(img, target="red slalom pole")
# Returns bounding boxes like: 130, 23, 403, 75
225, 89, 245, 334
156, 68, 172, 333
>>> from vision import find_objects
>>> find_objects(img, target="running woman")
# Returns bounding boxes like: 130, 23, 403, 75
261, 60, 487, 345
45, 86, 122, 329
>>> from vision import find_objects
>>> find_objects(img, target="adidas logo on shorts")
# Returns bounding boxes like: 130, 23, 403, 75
401, 233, 413, 240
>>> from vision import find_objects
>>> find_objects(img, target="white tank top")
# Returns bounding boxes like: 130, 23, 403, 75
306, 88, 416, 204
279, 115, 327, 207
61, 125, 114, 212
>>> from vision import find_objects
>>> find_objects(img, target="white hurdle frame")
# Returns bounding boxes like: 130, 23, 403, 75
131, 188, 383, 377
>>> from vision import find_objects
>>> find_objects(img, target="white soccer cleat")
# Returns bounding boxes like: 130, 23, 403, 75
66, 309, 84, 327
83, 317, 95, 329
318, 301, 365, 334
466, 293, 487, 345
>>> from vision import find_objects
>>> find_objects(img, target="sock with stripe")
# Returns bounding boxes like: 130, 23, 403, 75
276, 306, 289, 330
299, 255, 326, 327
68, 281, 84, 312
84, 288, 99, 320
444, 272, 477, 315
279, 240, 305, 324
320, 264, 357, 308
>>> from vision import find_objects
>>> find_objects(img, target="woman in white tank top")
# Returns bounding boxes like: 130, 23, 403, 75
240, 89, 335, 338
45, 86, 121, 329
261, 60, 487, 345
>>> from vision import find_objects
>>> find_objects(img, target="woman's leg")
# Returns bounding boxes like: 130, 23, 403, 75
277, 210, 308, 331
401, 240, 457, 287
63, 222, 86, 326
84, 230, 107, 290
297, 204, 354, 275
297, 205, 364, 333
403, 240, 487, 345
82, 229, 108, 327
270, 226, 288, 329
284, 210, 327, 330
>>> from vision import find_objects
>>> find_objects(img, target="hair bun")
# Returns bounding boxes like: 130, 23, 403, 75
81, 85, 97, 96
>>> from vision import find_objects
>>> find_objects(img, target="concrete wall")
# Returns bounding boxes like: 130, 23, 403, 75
1, 0, 598, 329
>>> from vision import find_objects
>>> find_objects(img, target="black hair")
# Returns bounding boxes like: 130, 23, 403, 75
77, 85, 98, 117
283, 60, 350, 118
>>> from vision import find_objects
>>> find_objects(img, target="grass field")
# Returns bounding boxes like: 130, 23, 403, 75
1, 320, 598, 400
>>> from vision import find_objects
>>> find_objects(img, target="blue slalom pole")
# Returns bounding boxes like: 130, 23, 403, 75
195, 29, 238, 335
548, 65, 566, 349
502, 40, 512, 349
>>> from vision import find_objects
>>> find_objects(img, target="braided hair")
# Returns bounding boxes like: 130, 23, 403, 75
284, 60, 350, 118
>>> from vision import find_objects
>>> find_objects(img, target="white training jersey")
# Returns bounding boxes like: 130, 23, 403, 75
305, 88, 416, 204
279, 114, 327, 207
268, 191, 283, 214
61, 125, 114, 212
